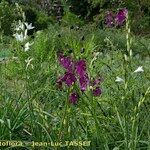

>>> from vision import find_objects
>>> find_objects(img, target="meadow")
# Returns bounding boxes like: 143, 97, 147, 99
0, 1, 150, 150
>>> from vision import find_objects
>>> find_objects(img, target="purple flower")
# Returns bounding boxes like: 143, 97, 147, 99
69, 92, 78, 104
61, 72, 77, 87
92, 77, 102, 86
79, 73, 90, 91
75, 60, 87, 77
105, 11, 114, 27
92, 87, 102, 97
57, 53, 74, 72
115, 8, 128, 26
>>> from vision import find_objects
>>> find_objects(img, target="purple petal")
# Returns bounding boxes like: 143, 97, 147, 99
92, 77, 102, 86
105, 11, 114, 27
115, 8, 128, 26
61, 72, 77, 87
92, 87, 102, 97
75, 60, 87, 77
57, 53, 74, 72
69, 92, 78, 104
79, 73, 90, 91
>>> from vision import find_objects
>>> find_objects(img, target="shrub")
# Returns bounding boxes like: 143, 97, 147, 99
0, 0, 14, 35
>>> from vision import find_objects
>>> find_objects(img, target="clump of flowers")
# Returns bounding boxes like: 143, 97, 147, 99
13, 4, 35, 52
56, 53, 102, 104
105, 11, 114, 27
105, 8, 128, 27
115, 8, 128, 26
13, 21, 34, 43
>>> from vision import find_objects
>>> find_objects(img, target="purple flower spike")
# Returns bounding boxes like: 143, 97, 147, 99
105, 11, 114, 27
58, 53, 74, 72
92, 87, 102, 97
62, 72, 77, 87
79, 73, 90, 91
76, 60, 87, 77
115, 8, 128, 26
69, 92, 78, 104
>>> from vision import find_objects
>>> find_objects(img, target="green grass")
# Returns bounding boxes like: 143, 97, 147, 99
0, 24, 150, 150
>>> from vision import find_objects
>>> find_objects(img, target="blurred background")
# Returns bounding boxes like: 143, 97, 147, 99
0, 0, 150, 36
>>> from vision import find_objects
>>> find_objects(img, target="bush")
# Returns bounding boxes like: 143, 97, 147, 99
0, 0, 14, 35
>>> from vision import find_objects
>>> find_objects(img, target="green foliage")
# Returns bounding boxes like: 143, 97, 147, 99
0, 1, 150, 149
88, 0, 105, 7
61, 11, 84, 27
35, 11, 52, 30
0, 0, 14, 35
23, 6, 52, 31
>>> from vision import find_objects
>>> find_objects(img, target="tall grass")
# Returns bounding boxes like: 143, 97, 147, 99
0, 22, 150, 150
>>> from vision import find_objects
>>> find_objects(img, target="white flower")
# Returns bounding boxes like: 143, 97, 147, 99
13, 32, 24, 41
115, 76, 124, 82
25, 57, 34, 70
25, 22, 35, 30
15, 20, 24, 31
13, 31, 27, 42
24, 42, 34, 52
134, 66, 144, 73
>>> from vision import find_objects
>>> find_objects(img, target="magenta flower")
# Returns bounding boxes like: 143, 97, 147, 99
105, 11, 114, 27
92, 77, 102, 86
69, 92, 78, 104
90, 77, 102, 97
75, 60, 87, 77
79, 73, 90, 91
115, 8, 128, 26
57, 52, 102, 104
61, 72, 77, 87
92, 87, 102, 97
75, 59, 90, 91
57, 53, 74, 72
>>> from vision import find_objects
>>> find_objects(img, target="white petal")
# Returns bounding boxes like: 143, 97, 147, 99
15, 20, 24, 31
25, 22, 35, 30
13, 33, 24, 41
115, 76, 124, 82
134, 66, 144, 73
24, 42, 33, 52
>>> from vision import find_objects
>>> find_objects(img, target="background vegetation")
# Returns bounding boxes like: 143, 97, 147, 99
0, 0, 150, 150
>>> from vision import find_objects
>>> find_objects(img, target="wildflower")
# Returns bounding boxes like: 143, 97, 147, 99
115, 8, 128, 26
24, 42, 34, 52
57, 53, 103, 105
69, 92, 78, 104
79, 73, 90, 91
90, 77, 102, 96
92, 87, 102, 97
105, 11, 114, 27
115, 76, 124, 82
13, 32, 25, 42
134, 66, 144, 73
15, 20, 24, 31
25, 22, 35, 30
25, 57, 34, 70
57, 53, 74, 72
75, 60, 87, 77
61, 72, 77, 87
92, 77, 102, 86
